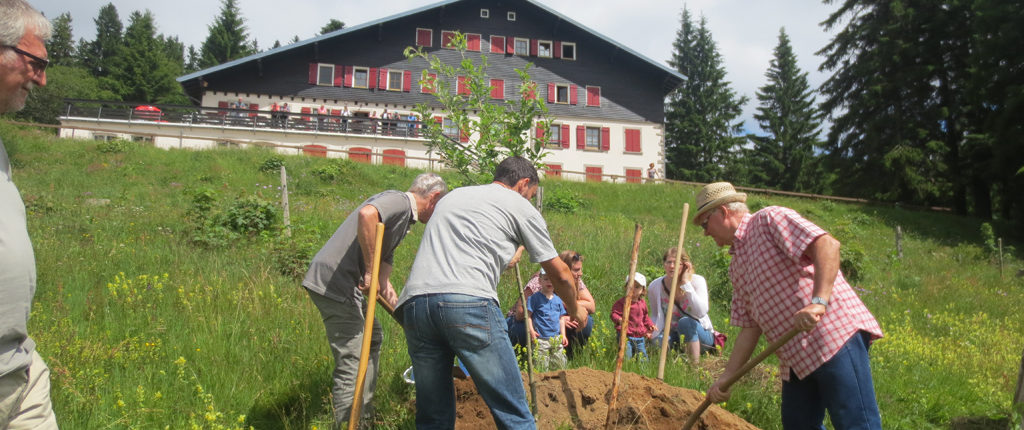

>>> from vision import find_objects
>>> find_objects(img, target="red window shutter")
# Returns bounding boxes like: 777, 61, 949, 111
491, 36, 505, 54
368, 68, 378, 89
442, 31, 455, 48
625, 169, 642, 184
457, 76, 469, 95
535, 125, 545, 141
560, 124, 570, 148
378, 68, 388, 90
383, 149, 406, 166
570, 85, 578, 105
434, 115, 443, 124
490, 79, 504, 99
547, 83, 556, 103
467, 34, 481, 51
585, 166, 602, 182
530, 39, 538, 56
625, 129, 641, 152
344, 66, 354, 87
553, 41, 561, 59
308, 63, 317, 84
304, 144, 328, 158
334, 66, 344, 87
416, 29, 432, 47
506, 37, 515, 54
460, 128, 469, 143
546, 164, 562, 178
422, 73, 437, 93
601, 127, 610, 151
587, 86, 601, 107
576, 125, 585, 149
349, 147, 371, 164
404, 70, 412, 92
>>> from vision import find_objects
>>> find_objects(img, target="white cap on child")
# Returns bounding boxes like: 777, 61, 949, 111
629, 272, 647, 287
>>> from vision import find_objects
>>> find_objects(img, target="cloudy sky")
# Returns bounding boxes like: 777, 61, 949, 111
34, 0, 842, 135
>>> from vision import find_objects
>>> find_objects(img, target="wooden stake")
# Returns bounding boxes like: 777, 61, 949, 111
605, 223, 643, 430
895, 225, 902, 259
515, 263, 539, 417
658, 203, 690, 380
348, 222, 384, 430
280, 165, 291, 237
681, 328, 801, 430
999, 238, 1004, 279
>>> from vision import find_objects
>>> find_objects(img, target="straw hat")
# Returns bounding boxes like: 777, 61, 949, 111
693, 182, 746, 225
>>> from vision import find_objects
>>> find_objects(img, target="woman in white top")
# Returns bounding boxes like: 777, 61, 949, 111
647, 247, 715, 363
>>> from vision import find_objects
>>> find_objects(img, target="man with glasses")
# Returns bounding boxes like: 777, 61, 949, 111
0, 1, 58, 428
694, 182, 883, 429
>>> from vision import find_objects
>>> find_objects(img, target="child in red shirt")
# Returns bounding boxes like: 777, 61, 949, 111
610, 272, 656, 360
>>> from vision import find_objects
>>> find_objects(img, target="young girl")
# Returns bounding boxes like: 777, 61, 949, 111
527, 268, 568, 369
610, 272, 656, 360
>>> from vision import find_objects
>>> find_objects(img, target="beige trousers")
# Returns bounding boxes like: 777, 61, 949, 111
0, 350, 58, 430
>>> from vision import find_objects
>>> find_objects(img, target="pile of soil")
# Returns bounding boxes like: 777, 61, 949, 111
453, 367, 759, 429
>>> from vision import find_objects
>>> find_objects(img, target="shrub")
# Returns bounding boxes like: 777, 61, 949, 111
224, 197, 279, 236
544, 185, 585, 214
96, 139, 136, 154
258, 155, 285, 173
269, 227, 323, 279
840, 243, 866, 283
310, 159, 354, 182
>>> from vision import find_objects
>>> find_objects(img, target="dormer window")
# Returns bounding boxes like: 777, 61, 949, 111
480, 9, 489, 18
507, 11, 517, 21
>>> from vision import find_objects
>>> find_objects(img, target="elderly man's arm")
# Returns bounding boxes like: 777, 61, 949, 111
540, 258, 585, 325
378, 262, 398, 308
707, 325, 762, 403
356, 204, 382, 291
794, 233, 841, 331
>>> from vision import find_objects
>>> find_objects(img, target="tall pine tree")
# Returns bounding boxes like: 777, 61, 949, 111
198, 0, 255, 69
112, 10, 180, 103
47, 13, 75, 66
664, 7, 747, 183
748, 28, 822, 192
78, 3, 123, 78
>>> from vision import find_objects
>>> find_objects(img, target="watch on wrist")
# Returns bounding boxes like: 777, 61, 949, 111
811, 296, 829, 308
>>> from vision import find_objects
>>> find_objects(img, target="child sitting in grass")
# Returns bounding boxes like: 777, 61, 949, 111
527, 268, 568, 369
611, 272, 656, 360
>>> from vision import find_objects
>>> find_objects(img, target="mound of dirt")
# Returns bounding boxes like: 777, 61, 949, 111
452, 367, 759, 429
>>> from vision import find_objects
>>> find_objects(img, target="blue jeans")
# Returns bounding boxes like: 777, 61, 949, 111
625, 337, 648, 360
401, 294, 534, 430
676, 317, 715, 352
781, 331, 881, 430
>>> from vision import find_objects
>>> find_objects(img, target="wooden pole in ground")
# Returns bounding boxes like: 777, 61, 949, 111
348, 222, 385, 430
999, 238, 1004, 279
280, 166, 291, 237
514, 263, 539, 417
681, 327, 801, 430
605, 223, 643, 430
658, 203, 690, 380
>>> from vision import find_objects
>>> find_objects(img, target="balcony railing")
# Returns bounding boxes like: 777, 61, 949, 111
61, 99, 426, 138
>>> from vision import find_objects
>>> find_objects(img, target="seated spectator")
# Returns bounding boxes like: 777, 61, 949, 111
647, 247, 688, 350
508, 250, 595, 359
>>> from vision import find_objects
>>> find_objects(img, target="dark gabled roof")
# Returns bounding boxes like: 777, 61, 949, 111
178, 0, 685, 86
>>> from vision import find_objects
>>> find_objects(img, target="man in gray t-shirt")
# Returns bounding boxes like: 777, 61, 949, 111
397, 156, 584, 429
302, 173, 445, 426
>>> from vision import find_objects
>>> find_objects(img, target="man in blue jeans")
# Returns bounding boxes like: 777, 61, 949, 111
396, 157, 585, 429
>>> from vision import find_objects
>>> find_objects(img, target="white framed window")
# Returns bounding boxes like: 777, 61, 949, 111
560, 42, 576, 60
555, 84, 570, 104
546, 124, 562, 148
585, 126, 601, 149
317, 63, 334, 86
442, 118, 459, 139
131, 135, 152, 143
508, 11, 517, 21
353, 67, 369, 88
538, 40, 552, 58
514, 37, 529, 56
93, 133, 116, 142
480, 8, 490, 18
387, 70, 404, 91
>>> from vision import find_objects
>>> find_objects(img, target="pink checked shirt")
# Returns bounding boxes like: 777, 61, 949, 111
729, 206, 883, 381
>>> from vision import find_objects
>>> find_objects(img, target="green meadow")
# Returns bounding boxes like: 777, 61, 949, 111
3, 122, 1022, 429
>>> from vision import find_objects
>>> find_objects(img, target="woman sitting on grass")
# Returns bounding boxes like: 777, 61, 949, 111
610, 272, 656, 360
649, 247, 717, 363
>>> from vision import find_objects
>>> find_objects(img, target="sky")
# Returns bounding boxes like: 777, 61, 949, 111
33, 0, 842, 135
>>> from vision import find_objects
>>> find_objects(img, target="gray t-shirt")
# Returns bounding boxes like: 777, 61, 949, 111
302, 190, 414, 303
0, 137, 37, 377
397, 183, 557, 306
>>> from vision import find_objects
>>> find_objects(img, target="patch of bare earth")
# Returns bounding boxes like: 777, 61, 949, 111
452, 367, 759, 429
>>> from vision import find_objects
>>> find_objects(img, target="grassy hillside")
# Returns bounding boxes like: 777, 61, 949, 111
4, 122, 1023, 429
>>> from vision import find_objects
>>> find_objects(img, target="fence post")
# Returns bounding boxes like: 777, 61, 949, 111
999, 238, 1004, 279
895, 226, 903, 259
535, 186, 544, 212
281, 165, 291, 237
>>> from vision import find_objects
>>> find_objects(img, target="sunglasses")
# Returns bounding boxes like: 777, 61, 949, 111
570, 253, 581, 262
5, 45, 48, 75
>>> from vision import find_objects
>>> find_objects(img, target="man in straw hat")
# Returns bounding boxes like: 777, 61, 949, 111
694, 181, 883, 429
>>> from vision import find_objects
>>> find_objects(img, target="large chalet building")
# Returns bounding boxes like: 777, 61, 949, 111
59, 0, 684, 182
